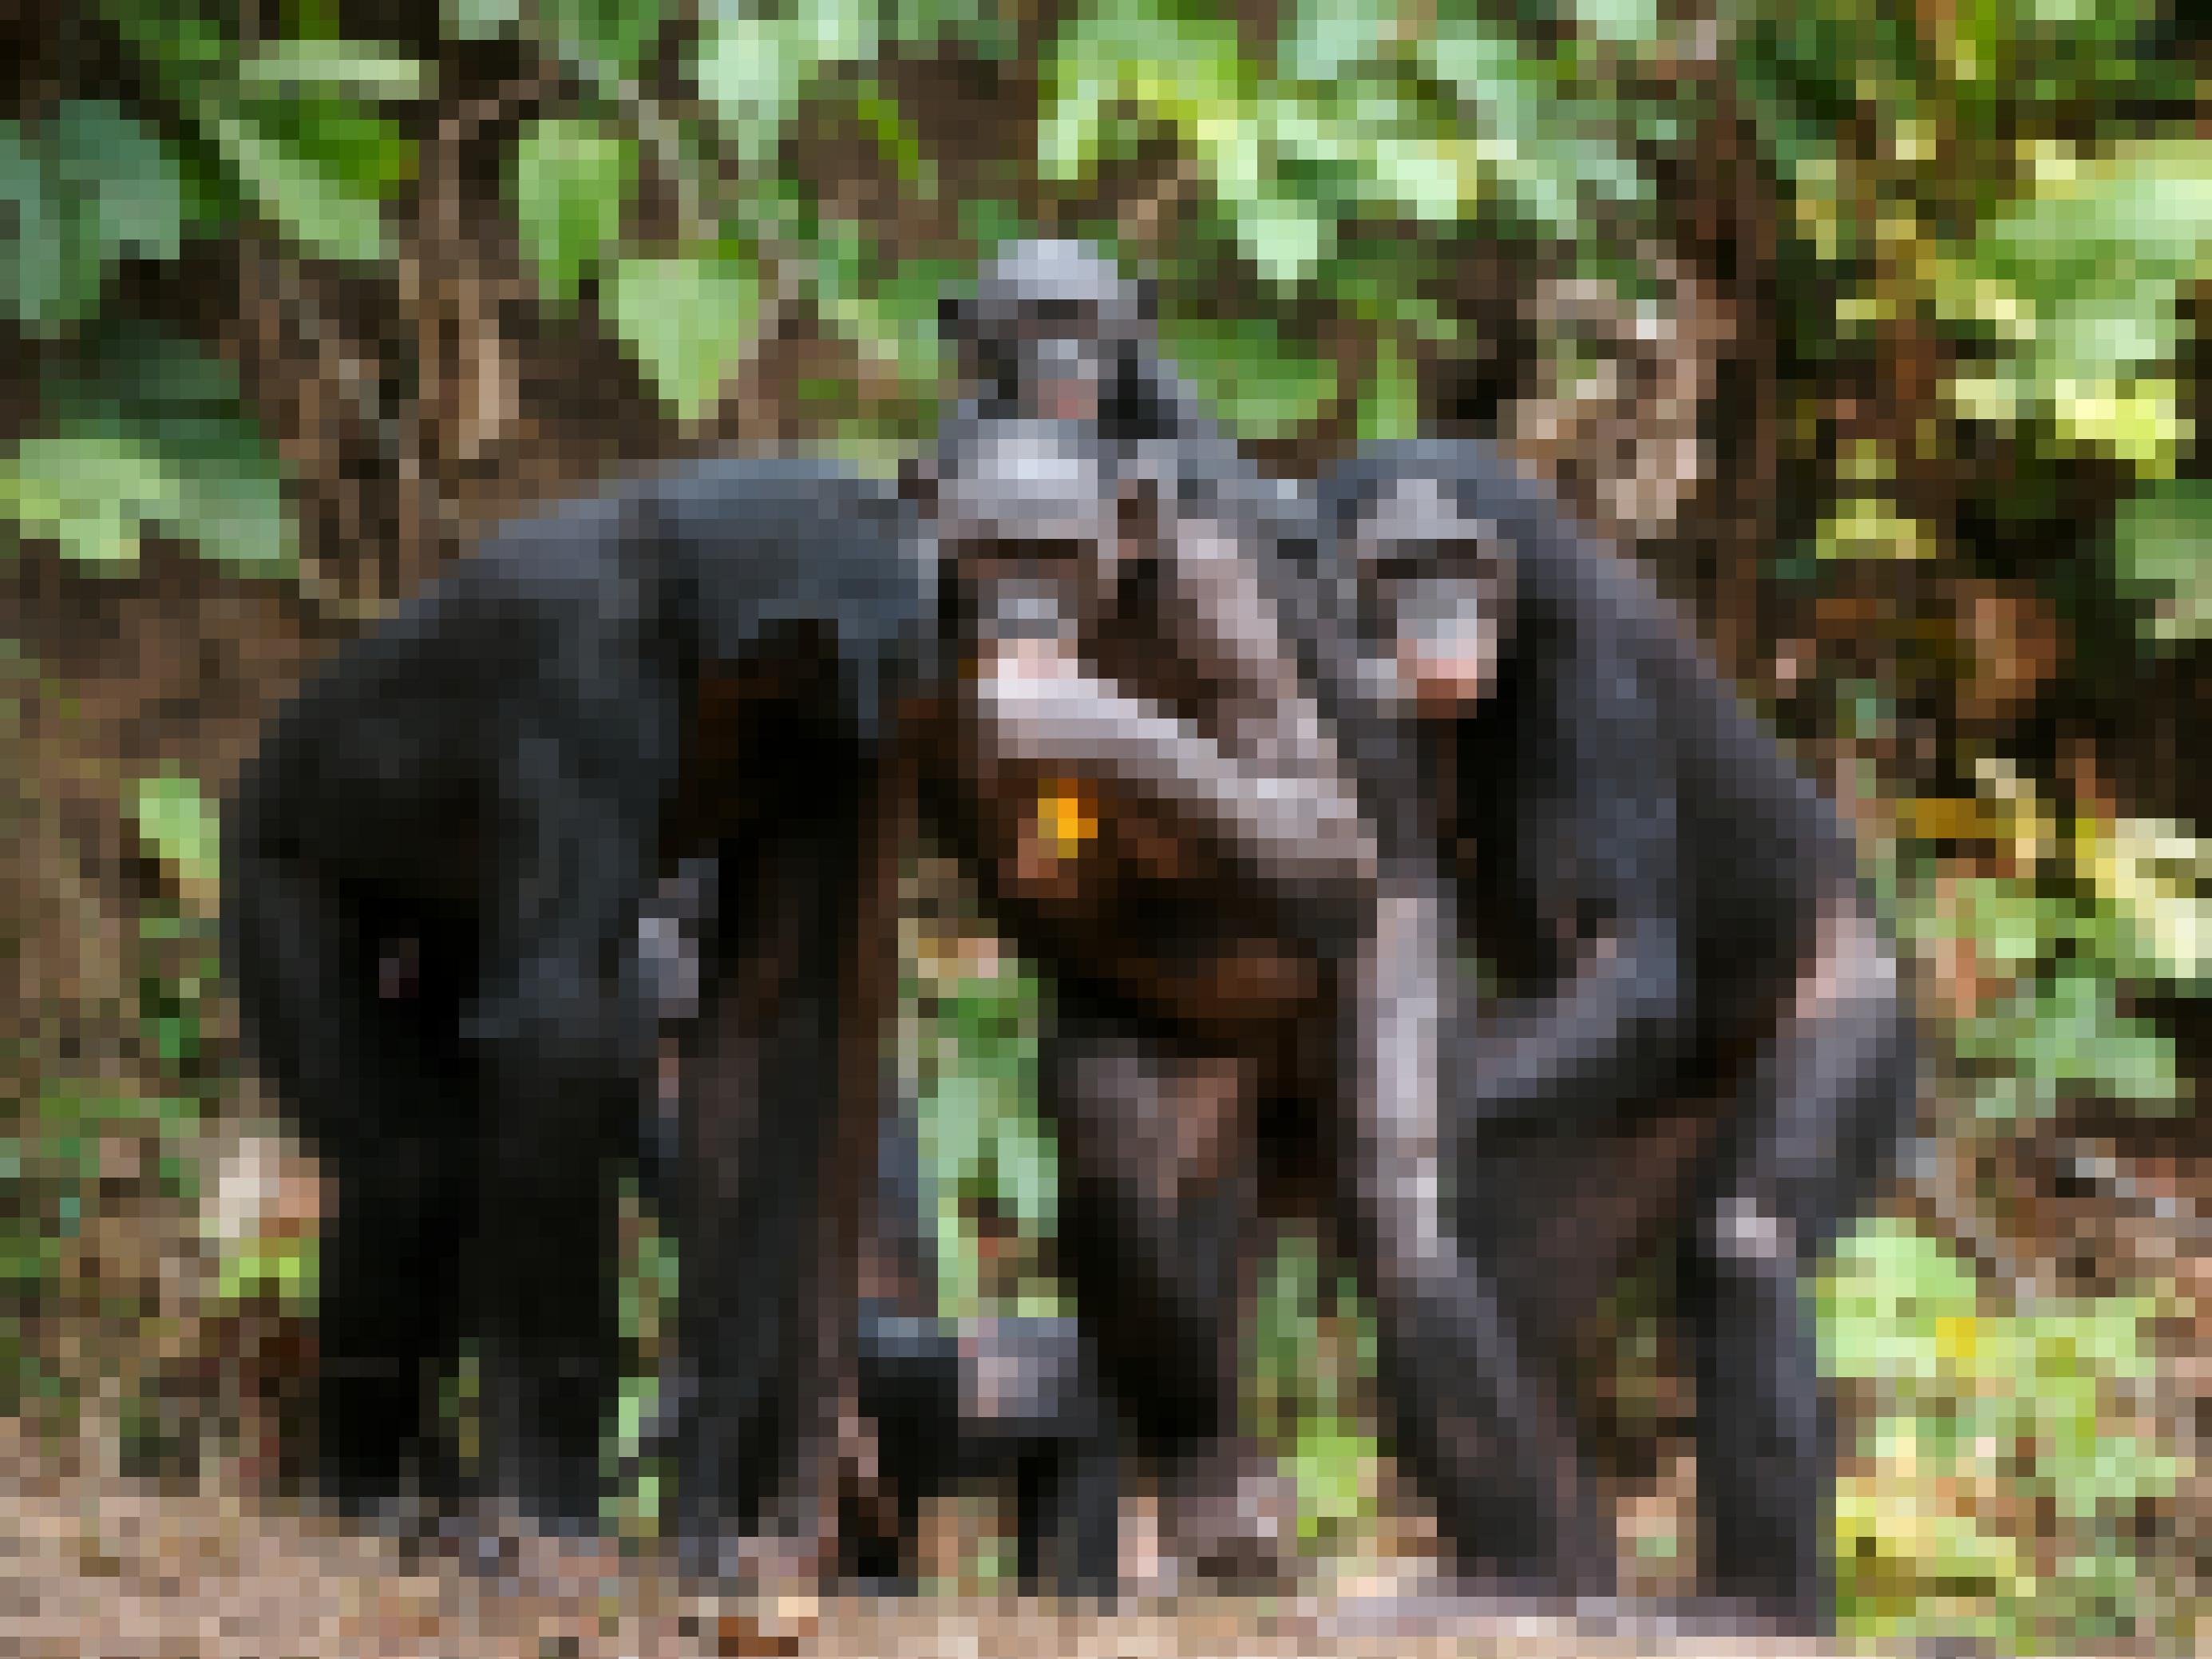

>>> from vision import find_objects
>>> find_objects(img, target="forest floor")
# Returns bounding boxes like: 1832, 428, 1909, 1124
2, 1419, 1858, 1659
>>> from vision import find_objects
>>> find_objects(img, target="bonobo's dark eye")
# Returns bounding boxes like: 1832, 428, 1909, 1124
1367, 548, 1434, 584
969, 537, 1090, 568
1369, 537, 1497, 583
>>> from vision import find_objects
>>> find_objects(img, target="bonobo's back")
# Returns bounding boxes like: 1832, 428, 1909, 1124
636, 457, 940, 728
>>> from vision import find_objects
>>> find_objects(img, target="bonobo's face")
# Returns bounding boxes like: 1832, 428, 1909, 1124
935, 419, 1127, 657
944, 240, 1152, 425
1350, 475, 1508, 716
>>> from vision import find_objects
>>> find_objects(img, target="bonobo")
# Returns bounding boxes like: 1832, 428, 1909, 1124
925, 416, 1362, 1583
940, 237, 1194, 441
627, 859, 1121, 1597
222, 459, 930, 1551
926, 414, 1607, 1590
1314, 440, 1918, 1629
840, 1110, 1132, 1592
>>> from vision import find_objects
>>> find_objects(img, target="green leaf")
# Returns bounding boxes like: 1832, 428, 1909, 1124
823, 252, 964, 383
0, 125, 89, 330
2107, 478, 2212, 647
445, 0, 522, 38
602, 249, 762, 421
1039, 0, 1252, 186
539, 0, 667, 79
208, 91, 410, 263
1160, 314, 1336, 439
1572, 0, 1666, 49
1953, 964, 2182, 1115
3, 422, 294, 573
697, 16, 807, 163
128, 772, 220, 890
889, 0, 1011, 57
845, 79, 928, 189
235, 41, 434, 101
93, 0, 233, 82
1944, 141, 2212, 473
1280, 0, 1395, 85
1, 430, 187, 567
1814, 496, 1939, 561
2079, 814, 2211, 985
49, 100, 187, 266
1358, 331, 1420, 444
0, 101, 186, 332
697, 1, 878, 163
6, 328, 295, 571
1229, 188, 1332, 286
511, 117, 636, 303
1423, 17, 1647, 232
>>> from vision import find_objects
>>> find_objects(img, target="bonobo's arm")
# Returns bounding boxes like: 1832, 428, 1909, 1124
971, 641, 1374, 911
1445, 572, 1696, 1135
447, 504, 693, 1083
1452, 910, 1690, 1134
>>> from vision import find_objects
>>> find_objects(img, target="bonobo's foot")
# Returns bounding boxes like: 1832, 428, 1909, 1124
311, 1471, 446, 1546
473, 1364, 614, 1539
1157, 1444, 1302, 1592
673, 1522, 832, 1596
416, 1499, 638, 1592
306, 1435, 460, 1544
306, 1368, 460, 1529
1640, 1591, 1833, 1645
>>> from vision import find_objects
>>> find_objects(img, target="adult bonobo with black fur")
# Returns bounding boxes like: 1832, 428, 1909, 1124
1312, 440, 1918, 1631
223, 460, 931, 1561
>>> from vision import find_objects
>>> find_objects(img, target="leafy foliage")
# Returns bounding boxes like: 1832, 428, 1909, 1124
1825, 1218, 2184, 1649
1, 101, 185, 334
512, 117, 639, 303
602, 248, 764, 421
3, 327, 294, 570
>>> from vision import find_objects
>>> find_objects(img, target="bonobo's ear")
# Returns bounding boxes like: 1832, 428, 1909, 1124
939, 293, 973, 344
898, 454, 938, 513
1133, 275, 1158, 323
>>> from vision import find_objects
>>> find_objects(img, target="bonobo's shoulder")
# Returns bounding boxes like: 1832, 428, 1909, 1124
446, 456, 932, 671
644, 453, 936, 670
449, 473, 667, 625
1149, 426, 1316, 541
639, 454, 920, 575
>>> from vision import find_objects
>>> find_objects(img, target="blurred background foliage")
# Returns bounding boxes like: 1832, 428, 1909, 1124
3, 0, 2206, 1645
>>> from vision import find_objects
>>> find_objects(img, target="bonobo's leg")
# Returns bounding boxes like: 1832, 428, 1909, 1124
1042, 1001, 1285, 1583
841, 1107, 951, 1591
1341, 838, 1616, 1598
668, 804, 865, 1572
986, 1314, 1121, 1596
844, 1035, 1122, 1596
224, 842, 473, 1516
470, 1058, 627, 1530
466, 785, 666, 1531
1684, 906, 1915, 1632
